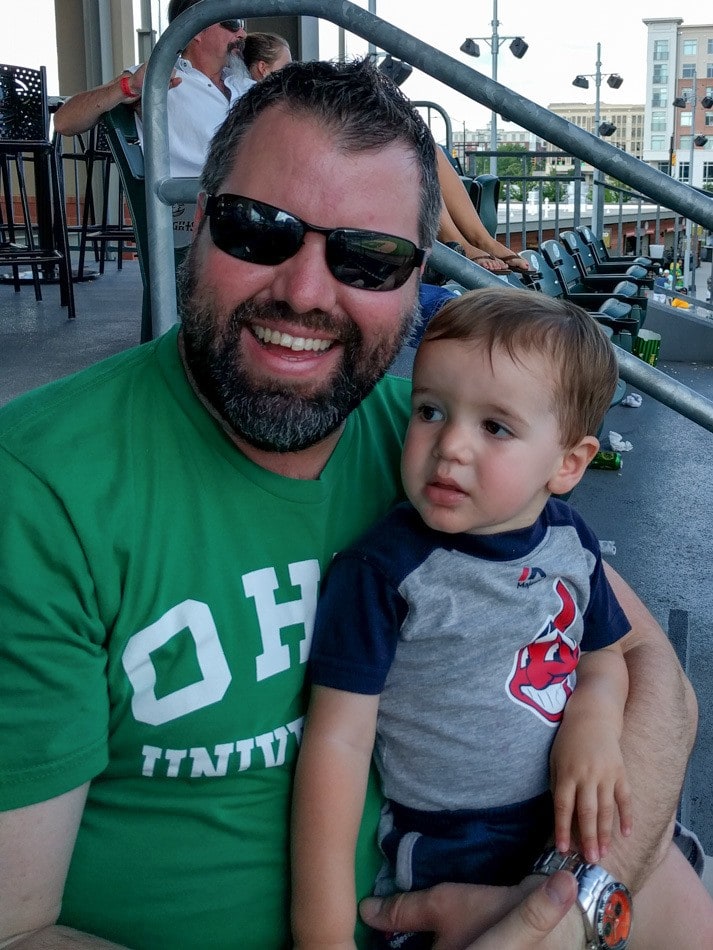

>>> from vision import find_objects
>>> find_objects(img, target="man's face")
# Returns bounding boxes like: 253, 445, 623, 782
180, 106, 422, 454
200, 22, 247, 63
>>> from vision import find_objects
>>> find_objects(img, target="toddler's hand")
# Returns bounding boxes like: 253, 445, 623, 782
550, 728, 632, 863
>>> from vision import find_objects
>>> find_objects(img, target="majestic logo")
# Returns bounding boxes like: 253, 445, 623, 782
506, 579, 580, 725
517, 566, 547, 588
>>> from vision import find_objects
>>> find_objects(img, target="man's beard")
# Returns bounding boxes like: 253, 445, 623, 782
226, 48, 249, 78
177, 254, 419, 453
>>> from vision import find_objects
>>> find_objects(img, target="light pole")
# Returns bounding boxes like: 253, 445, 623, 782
673, 72, 712, 295
460, 0, 528, 177
572, 42, 623, 238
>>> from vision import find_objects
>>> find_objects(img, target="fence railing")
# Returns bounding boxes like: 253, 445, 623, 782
135, 0, 713, 436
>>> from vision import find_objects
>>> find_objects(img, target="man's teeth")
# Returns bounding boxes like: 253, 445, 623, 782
253, 325, 332, 352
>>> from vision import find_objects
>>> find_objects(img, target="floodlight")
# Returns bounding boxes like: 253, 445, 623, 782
460, 38, 480, 57
509, 37, 528, 59
377, 54, 413, 87
701, 96, 713, 109
606, 73, 623, 89
572, 75, 589, 90
694, 134, 709, 147
598, 121, 617, 137
673, 96, 688, 108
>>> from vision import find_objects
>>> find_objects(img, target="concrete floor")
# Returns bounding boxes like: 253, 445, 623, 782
2, 258, 712, 880
0, 260, 142, 406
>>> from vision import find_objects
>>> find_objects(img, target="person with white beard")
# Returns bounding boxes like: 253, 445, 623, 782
53, 0, 253, 247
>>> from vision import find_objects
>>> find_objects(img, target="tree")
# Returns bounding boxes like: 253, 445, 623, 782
541, 170, 575, 202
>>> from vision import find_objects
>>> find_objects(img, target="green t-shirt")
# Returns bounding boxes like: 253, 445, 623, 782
0, 327, 410, 949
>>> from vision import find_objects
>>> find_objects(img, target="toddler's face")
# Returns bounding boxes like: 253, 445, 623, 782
401, 338, 568, 536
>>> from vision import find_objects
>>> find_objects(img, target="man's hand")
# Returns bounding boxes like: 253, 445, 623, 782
359, 874, 582, 950
466, 872, 578, 949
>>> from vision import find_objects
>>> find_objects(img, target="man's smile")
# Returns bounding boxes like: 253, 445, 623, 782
252, 324, 334, 352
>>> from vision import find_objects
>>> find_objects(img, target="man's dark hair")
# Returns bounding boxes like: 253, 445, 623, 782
201, 58, 441, 248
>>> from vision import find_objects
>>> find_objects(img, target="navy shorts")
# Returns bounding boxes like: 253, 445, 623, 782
375, 791, 554, 895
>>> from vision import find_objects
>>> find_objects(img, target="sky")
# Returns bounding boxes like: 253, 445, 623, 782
319, 0, 708, 140
2, 0, 707, 130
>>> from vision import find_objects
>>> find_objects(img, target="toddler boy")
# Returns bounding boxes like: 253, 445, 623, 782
291, 287, 632, 949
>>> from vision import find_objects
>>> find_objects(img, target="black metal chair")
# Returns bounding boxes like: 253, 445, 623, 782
0, 63, 75, 317
101, 104, 152, 342
76, 121, 137, 280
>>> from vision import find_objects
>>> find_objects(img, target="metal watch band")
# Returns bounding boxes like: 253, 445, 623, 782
532, 848, 632, 950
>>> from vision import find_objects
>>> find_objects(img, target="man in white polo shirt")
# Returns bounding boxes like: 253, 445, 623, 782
53, 0, 253, 247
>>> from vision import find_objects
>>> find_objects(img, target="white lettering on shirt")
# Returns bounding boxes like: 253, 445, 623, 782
139, 717, 304, 778
122, 599, 232, 726
242, 560, 320, 682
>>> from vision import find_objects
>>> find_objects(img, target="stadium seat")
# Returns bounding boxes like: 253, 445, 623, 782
520, 247, 638, 351
576, 225, 656, 274
559, 230, 654, 290
539, 239, 647, 333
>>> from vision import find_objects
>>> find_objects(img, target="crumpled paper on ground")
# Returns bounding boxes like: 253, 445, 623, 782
620, 393, 642, 408
609, 431, 633, 452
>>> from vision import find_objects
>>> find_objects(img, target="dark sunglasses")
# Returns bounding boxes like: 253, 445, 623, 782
219, 19, 245, 32
203, 194, 425, 292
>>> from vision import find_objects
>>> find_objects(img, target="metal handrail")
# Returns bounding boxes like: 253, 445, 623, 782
142, 0, 713, 435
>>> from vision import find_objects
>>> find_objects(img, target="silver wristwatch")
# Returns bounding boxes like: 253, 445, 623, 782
532, 848, 633, 950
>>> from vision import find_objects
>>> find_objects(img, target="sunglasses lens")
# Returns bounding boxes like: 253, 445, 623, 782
220, 19, 245, 31
208, 196, 303, 266
206, 195, 422, 292
328, 231, 420, 290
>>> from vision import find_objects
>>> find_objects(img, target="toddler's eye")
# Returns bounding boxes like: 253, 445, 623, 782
483, 419, 512, 438
416, 404, 444, 423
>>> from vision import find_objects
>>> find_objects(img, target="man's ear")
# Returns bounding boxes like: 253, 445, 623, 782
547, 435, 600, 496
193, 191, 208, 231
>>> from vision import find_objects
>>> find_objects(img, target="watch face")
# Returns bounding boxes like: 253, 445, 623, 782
597, 883, 632, 949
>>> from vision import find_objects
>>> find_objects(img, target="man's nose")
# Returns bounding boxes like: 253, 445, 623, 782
269, 234, 339, 315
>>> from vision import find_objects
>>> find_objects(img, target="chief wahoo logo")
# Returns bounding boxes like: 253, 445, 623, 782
506, 579, 580, 725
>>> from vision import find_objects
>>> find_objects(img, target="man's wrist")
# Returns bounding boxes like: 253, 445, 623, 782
119, 74, 138, 100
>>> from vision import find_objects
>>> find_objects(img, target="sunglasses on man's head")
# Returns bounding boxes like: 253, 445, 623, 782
203, 194, 425, 292
219, 19, 245, 32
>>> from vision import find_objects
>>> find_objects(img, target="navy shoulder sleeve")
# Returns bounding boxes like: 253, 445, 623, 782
549, 499, 631, 650
309, 504, 435, 694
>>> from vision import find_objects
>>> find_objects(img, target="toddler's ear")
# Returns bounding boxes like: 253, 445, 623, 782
547, 436, 599, 496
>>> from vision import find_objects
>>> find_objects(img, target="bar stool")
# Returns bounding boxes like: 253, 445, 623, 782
76, 121, 137, 280
0, 63, 76, 317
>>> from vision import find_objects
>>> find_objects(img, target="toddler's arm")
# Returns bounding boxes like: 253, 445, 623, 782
550, 644, 632, 863
291, 684, 380, 950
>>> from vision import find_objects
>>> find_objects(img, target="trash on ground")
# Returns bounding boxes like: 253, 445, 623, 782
609, 431, 633, 452
620, 393, 642, 408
